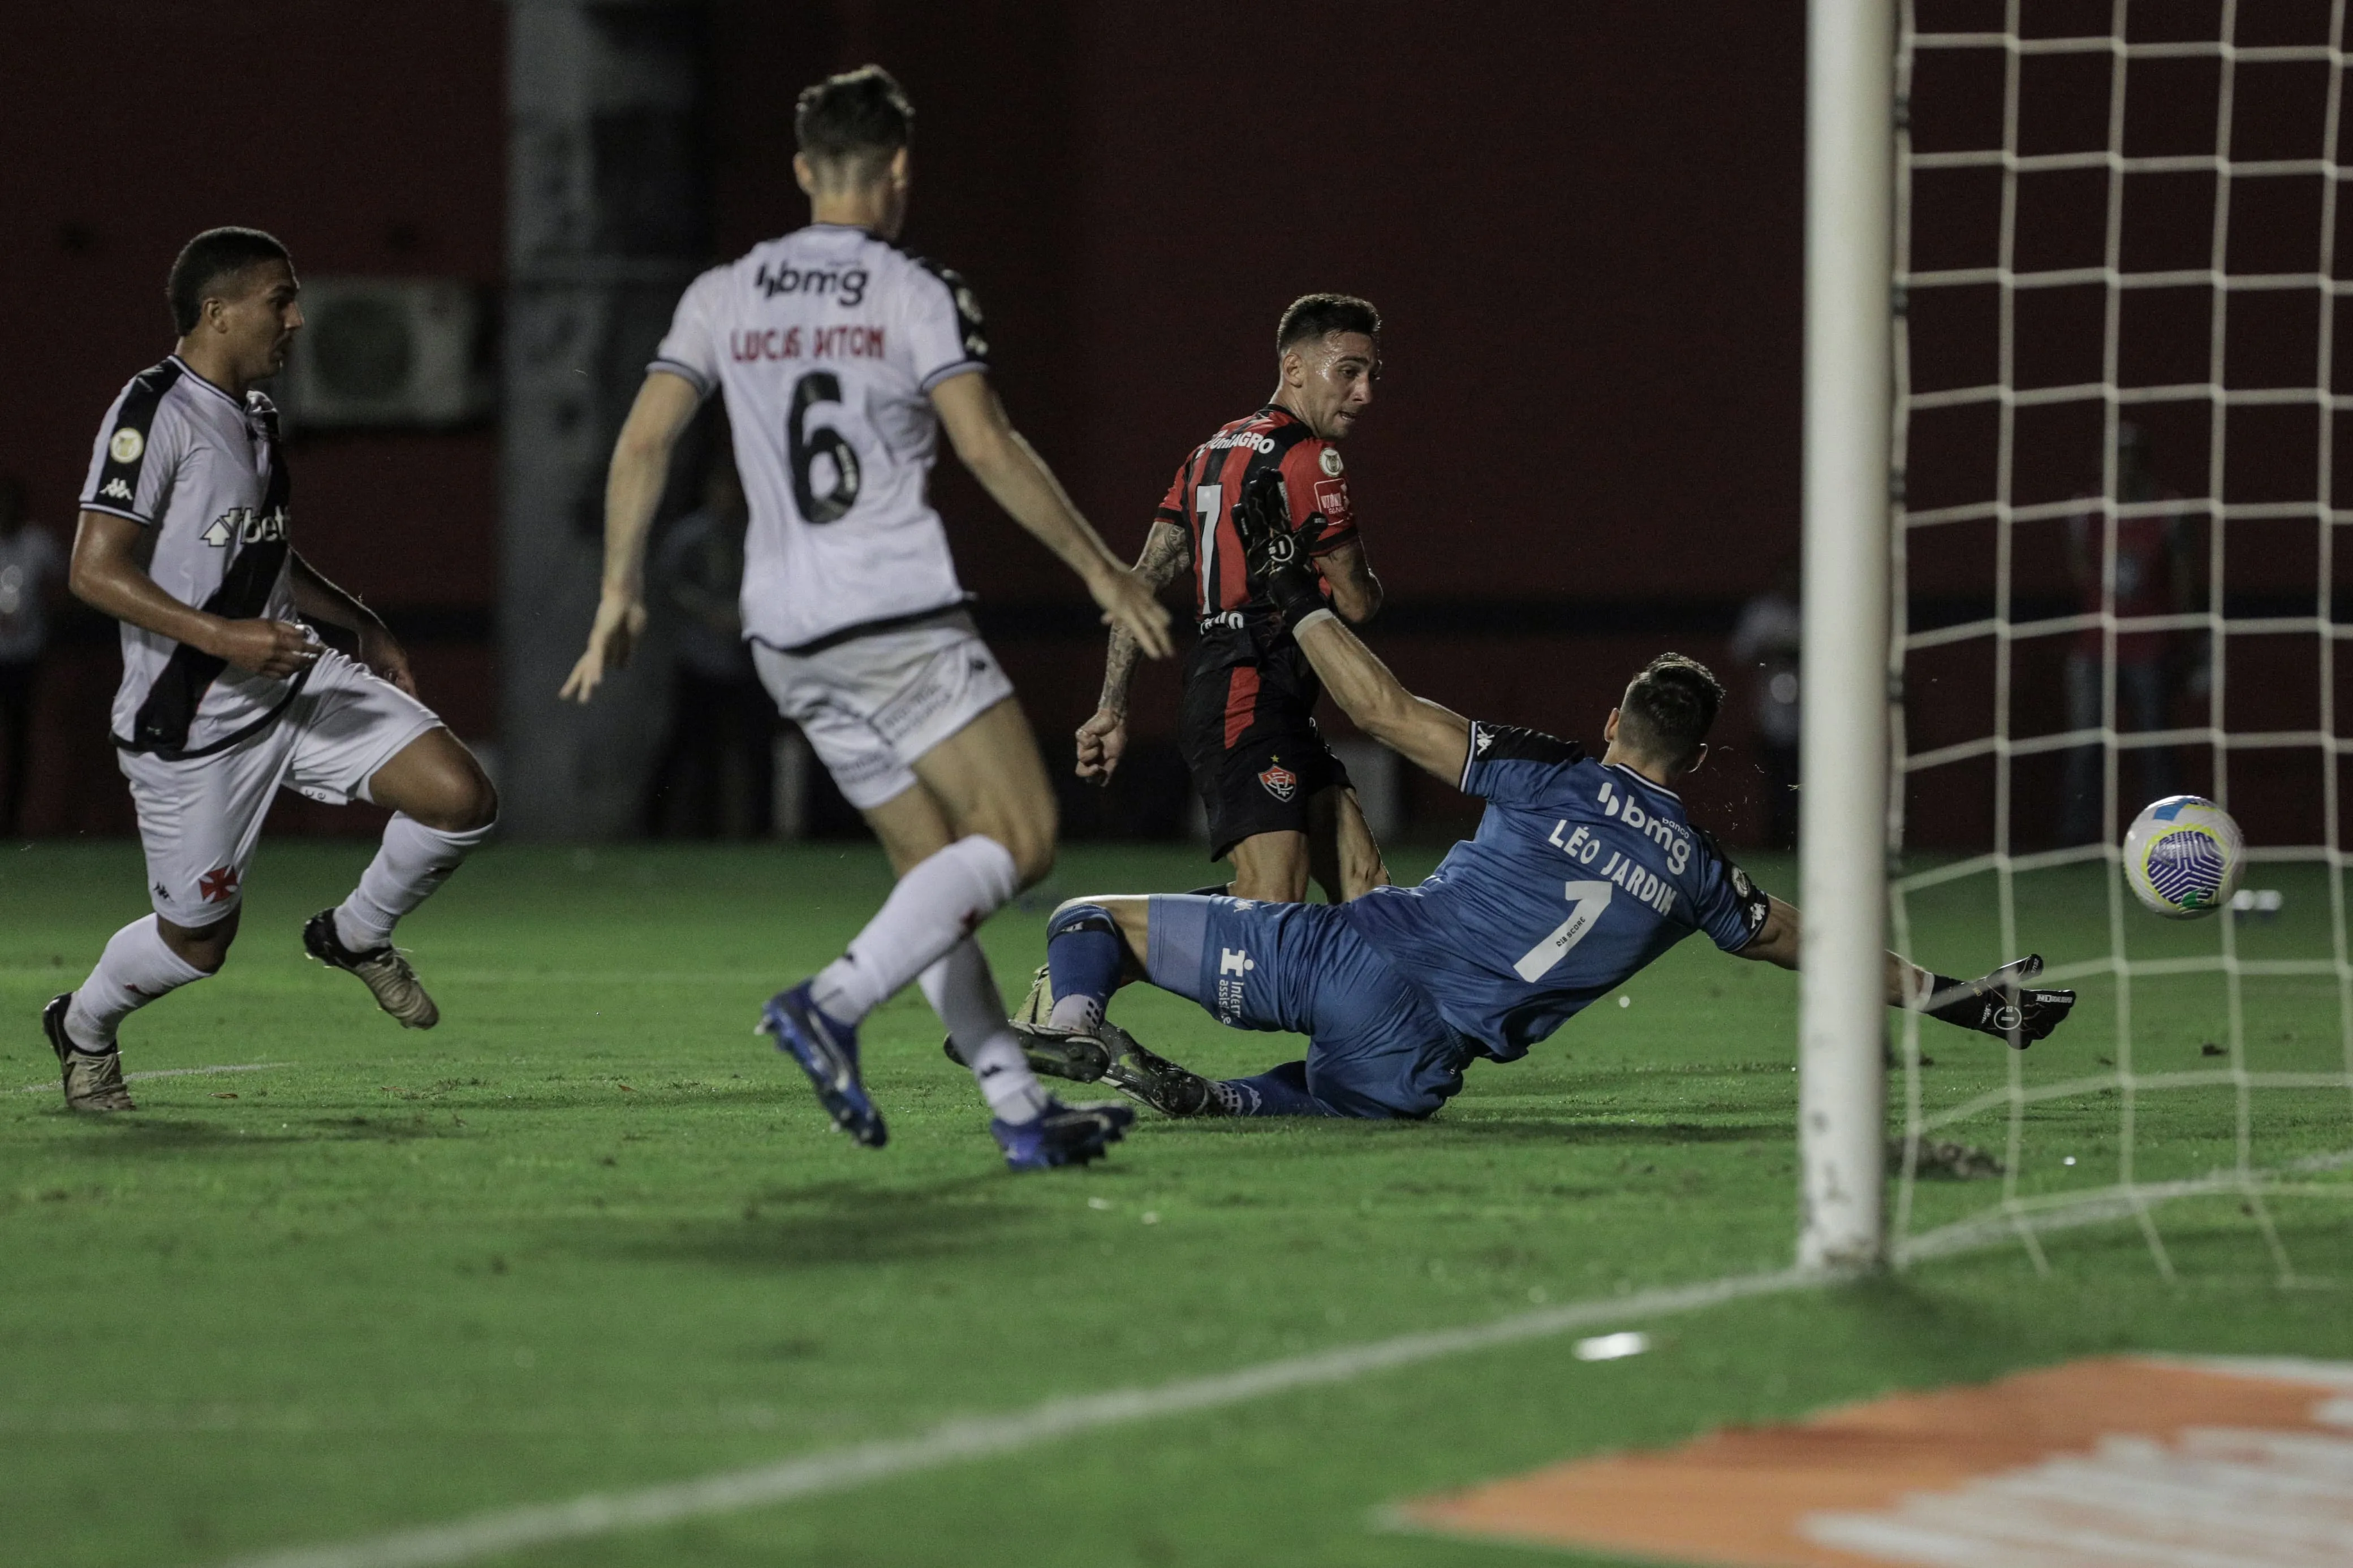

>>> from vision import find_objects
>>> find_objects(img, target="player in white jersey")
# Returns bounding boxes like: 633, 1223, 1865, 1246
563, 66, 1173, 1170
45, 228, 498, 1112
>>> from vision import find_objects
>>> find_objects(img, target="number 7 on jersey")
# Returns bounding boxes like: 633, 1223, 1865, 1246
1514, 881, 1614, 982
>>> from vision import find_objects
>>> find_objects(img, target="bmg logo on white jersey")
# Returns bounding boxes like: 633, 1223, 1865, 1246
756, 261, 869, 308
200, 507, 288, 548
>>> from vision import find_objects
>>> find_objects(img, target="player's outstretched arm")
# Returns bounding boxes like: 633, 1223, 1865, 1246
1732, 897, 2075, 1049
1294, 613, 1471, 783
1077, 519, 1191, 785
930, 371, 1172, 661
70, 509, 316, 680
1229, 467, 1469, 781
288, 552, 416, 696
560, 370, 702, 704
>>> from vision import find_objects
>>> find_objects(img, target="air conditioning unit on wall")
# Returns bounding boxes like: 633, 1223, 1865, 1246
274, 277, 493, 428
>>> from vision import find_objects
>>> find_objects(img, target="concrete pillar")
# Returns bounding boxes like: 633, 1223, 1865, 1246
500, 0, 709, 839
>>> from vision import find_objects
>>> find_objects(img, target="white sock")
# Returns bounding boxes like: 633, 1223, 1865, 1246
920, 937, 1048, 1122
334, 814, 495, 951
1047, 993, 1104, 1034
809, 835, 1019, 1023
65, 915, 208, 1052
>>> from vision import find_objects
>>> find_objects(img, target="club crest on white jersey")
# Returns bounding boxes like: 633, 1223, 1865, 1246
650, 224, 991, 652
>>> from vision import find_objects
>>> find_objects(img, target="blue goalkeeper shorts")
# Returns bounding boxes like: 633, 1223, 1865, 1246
1143, 894, 1474, 1119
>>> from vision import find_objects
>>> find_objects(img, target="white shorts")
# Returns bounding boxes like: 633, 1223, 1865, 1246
751, 612, 1016, 810
120, 647, 443, 926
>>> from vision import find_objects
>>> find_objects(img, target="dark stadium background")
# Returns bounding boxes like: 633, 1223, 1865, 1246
5, 2, 1804, 846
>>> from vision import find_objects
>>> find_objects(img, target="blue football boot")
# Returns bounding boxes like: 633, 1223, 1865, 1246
992, 1096, 1136, 1172
759, 982, 886, 1148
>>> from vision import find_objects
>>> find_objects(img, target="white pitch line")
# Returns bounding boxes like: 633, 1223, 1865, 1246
15, 1062, 287, 1095
201, 1265, 1821, 1568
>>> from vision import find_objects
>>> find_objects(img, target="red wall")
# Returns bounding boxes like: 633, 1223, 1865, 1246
3, 1, 1806, 840
2, 2, 506, 833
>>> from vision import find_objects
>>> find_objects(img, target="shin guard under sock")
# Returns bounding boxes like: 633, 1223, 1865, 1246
811, 836, 1019, 1023
919, 938, 1048, 1122
335, 814, 496, 951
1044, 903, 1123, 1035
65, 915, 209, 1051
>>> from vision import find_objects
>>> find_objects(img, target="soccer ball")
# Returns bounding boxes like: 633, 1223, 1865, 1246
2123, 795, 2243, 919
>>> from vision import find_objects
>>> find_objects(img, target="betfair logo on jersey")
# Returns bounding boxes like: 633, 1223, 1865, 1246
755, 261, 869, 307
109, 426, 146, 464
200, 507, 289, 548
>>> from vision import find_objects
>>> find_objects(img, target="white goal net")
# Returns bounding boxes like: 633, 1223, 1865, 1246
1887, 0, 2353, 1274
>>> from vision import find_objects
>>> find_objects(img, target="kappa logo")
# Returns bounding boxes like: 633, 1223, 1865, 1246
1476, 728, 1494, 753
109, 426, 145, 464
1318, 446, 1344, 477
1258, 763, 1298, 801
100, 478, 134, 502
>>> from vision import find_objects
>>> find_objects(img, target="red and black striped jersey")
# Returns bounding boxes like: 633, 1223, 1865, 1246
1154, 404, 1360, 634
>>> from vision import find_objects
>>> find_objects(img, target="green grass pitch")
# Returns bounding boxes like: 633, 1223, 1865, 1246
6, 839, 2353, 1567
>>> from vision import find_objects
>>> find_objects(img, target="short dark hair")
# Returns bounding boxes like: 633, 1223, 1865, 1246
1277, 293, 1381, 356
795, 65, 915, 183
1618, 653, 1725, 768
167, 227, 290, 335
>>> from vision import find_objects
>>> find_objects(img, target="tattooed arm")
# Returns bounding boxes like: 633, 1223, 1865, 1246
1075, 518, 1192, 785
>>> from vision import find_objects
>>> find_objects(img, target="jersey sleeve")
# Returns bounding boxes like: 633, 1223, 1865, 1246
648, 268, 726, 397
902, 260, 990, 391
80, 375, 190, 526
1154, 457, 1190, 527
1459, 720, 1587, 802
1690, 829, 1775, 952
1278, 437, 1360, 556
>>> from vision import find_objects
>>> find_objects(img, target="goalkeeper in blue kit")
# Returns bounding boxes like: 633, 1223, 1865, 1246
1001, 474, 2078, 1119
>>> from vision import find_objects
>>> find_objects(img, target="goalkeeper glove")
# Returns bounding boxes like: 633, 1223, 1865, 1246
1235, 468, 1329, 631
1919, 954, 2075, 1049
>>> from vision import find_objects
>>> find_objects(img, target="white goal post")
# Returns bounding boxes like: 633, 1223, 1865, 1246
1799, 0, 1898, 1271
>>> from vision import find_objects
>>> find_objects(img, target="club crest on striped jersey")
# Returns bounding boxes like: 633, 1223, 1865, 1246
1318, 447, 1343, 476
110, 427, 146, 464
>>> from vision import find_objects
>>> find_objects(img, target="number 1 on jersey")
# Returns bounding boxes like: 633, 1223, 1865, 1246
1514, 880, 1614, 982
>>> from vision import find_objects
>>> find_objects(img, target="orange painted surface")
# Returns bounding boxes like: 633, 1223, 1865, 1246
1398, 1358, 2346, 1566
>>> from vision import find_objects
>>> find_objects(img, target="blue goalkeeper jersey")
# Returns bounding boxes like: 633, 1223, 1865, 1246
1339, 722, 1772, 1061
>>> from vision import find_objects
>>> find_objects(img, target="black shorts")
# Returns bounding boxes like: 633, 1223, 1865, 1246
1176, 638, 1352, 860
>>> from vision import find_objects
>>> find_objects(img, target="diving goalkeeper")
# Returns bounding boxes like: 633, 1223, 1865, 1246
1005, 472, 2077, 1119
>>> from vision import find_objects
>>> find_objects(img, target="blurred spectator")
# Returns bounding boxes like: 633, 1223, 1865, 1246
2063, 421, 2197, 845
0, 476, 64, 836
1730, 556, 1802, 848
641, 452, 775, 837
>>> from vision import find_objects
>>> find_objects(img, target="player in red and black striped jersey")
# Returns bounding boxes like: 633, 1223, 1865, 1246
1076, 294, 1389, 901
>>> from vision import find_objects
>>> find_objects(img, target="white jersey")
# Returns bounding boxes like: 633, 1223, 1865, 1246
80, 356, 305, 759
649, 223, 989, 651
